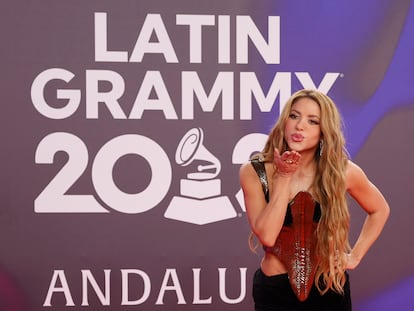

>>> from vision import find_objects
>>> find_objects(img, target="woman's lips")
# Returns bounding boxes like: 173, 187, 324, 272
291, 133, 304, 142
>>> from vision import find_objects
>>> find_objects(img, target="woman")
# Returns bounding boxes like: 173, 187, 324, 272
239, 89, 390, 310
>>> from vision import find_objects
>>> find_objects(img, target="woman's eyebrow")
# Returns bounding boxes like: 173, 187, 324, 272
291, 109, 320, 119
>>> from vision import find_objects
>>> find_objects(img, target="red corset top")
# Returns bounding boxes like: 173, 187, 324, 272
250, 158, 321, 301
263, 191, 321, 301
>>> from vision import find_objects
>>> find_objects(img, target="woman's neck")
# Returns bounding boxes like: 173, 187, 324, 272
295, 151, 317, 174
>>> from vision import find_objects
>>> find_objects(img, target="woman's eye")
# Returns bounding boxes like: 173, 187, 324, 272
289, 113, 298, 119
309, 119, 319, 125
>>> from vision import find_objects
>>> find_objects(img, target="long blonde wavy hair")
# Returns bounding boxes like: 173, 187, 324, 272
256, 89, 351, 295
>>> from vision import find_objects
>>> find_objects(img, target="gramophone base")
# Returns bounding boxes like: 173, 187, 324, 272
164, 196, 237, 225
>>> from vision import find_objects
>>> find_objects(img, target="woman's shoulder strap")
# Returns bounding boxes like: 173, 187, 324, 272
250, 156, 269, 202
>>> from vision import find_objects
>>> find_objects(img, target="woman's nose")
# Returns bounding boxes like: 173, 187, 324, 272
295, 118, 304, 130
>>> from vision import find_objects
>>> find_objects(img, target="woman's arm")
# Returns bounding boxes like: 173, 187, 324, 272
345, 160, 390, 269
239, 150, 300, 247
239, 162, 290, 247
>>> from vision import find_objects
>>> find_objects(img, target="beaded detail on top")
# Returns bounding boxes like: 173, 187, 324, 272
250, 158, 321, 301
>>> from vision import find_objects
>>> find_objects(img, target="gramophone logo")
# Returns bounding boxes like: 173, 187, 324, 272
164, 128, 237, 225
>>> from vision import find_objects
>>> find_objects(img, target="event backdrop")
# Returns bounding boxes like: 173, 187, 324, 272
1, 0, 413, 310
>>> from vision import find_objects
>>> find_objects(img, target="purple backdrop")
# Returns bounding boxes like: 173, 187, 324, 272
1, 0, 413, 310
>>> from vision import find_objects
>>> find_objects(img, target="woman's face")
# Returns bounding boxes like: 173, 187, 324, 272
284, 97, 321, 154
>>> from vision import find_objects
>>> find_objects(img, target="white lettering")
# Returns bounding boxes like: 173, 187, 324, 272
240, 71, 291, 120
295, 72, 340, 93
218, 15, 230, 63
240, 72, 341, 119
81, 270, 111, 306
92, 134, 172, 214
156, 269, 186, 305
93, 13, 280, 64
192, 268, 212, 304
31, 68, 340, 121
121, 269, 151, 305
35, 133, 171, 214
86, 69, 127, 119
130, 14, 178, 63
129, 71, 178, 119
43, 267, 248, 306
31, 68, 81, 119
43, 270, 75, 306
35, 132, 109, 213
182, 71, 234, 119
94, 12, 128, 62
218, 268, 247, 304
237, 16, 280, 64
176, 15, 215, 63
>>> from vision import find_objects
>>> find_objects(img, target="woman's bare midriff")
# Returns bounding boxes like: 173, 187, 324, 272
260, 252, 288, 276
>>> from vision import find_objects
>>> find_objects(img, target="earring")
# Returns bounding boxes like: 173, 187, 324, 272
319, 140, 324, 157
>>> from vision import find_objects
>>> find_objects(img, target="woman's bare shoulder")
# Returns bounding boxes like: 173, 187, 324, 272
345, 159, 370, 192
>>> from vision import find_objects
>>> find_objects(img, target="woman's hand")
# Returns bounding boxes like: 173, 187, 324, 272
274, 148, 301, 176
345, 252, 360, 270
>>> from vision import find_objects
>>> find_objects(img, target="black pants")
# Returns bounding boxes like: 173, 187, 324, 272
252, 269, 352, 311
